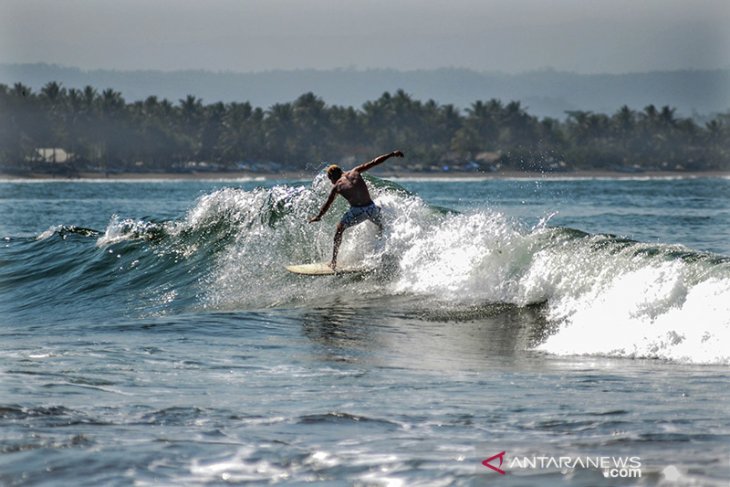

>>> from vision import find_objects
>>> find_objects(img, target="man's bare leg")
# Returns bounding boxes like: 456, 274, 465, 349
330, 224, 345, 270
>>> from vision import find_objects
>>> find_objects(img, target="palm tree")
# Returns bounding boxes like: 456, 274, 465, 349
291, 93, 332, 167
265, 102, 296, 164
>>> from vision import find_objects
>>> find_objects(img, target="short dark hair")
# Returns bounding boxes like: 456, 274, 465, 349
326, 164, 342, 180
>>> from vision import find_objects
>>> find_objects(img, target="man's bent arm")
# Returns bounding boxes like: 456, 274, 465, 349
355, 150, 404, 173
309, 187, 338, 222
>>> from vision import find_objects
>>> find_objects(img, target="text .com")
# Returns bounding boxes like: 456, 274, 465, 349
482, 452, 642, 478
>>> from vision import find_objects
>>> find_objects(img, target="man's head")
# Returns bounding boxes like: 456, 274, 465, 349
326, 164, 343, 183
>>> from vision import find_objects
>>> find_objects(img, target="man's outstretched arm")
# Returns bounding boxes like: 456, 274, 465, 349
309, 187, 338, 222
354, 150, 404, 173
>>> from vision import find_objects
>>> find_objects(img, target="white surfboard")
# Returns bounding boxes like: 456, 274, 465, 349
285, 262, 367, 275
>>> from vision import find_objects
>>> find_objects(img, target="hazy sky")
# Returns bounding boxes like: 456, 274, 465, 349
2, 0, 729, 73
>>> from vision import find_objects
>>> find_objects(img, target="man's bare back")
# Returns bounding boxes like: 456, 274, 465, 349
332, 169, 373, 207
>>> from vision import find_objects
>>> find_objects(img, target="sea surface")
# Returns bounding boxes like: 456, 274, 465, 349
1, 175, 728, 486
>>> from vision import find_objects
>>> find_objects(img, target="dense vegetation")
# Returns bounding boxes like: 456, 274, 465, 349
1, 81, 729, 175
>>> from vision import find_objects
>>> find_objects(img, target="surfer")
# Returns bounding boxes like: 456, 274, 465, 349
309, 150, 405, 270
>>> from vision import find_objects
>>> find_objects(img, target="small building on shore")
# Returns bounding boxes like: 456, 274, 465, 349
33, 148, 73, 164
24, 148, 79, 177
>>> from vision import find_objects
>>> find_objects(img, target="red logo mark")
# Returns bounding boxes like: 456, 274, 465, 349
482, 451, 506, 475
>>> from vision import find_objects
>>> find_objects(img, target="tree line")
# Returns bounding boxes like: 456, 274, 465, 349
1, 81, 729, 175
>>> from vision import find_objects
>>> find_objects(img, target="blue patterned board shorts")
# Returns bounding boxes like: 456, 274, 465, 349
340, 202, 383, 229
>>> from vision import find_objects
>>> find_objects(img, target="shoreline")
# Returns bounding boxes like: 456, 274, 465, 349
1, 169, 729, 181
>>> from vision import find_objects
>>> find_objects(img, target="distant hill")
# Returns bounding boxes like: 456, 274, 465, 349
1, 63, 728, 119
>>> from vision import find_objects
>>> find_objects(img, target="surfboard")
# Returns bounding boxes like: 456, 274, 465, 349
285, 262, 366, 275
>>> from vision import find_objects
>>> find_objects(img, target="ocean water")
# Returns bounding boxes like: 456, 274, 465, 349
0, 175, 728, 486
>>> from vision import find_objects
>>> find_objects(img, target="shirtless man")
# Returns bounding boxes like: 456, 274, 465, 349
309, 150, 405, 270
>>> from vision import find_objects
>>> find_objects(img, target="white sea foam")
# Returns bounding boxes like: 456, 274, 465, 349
538, 267, 730, 364
185, 447, 292, 484
406, 206, 728, 364
36, 225, 61, 241
96, 215, 164, 246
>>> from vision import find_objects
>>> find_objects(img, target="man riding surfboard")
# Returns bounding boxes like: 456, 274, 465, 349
309, 150, 405, 270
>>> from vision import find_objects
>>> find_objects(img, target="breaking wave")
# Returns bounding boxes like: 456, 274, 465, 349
4, 175, 728, 364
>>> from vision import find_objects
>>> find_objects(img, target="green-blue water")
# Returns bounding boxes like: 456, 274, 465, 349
1, 175, 729, 485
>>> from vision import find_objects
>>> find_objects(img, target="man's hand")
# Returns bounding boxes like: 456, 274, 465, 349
309, 216, 321, 223
392, 150, 404, 158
